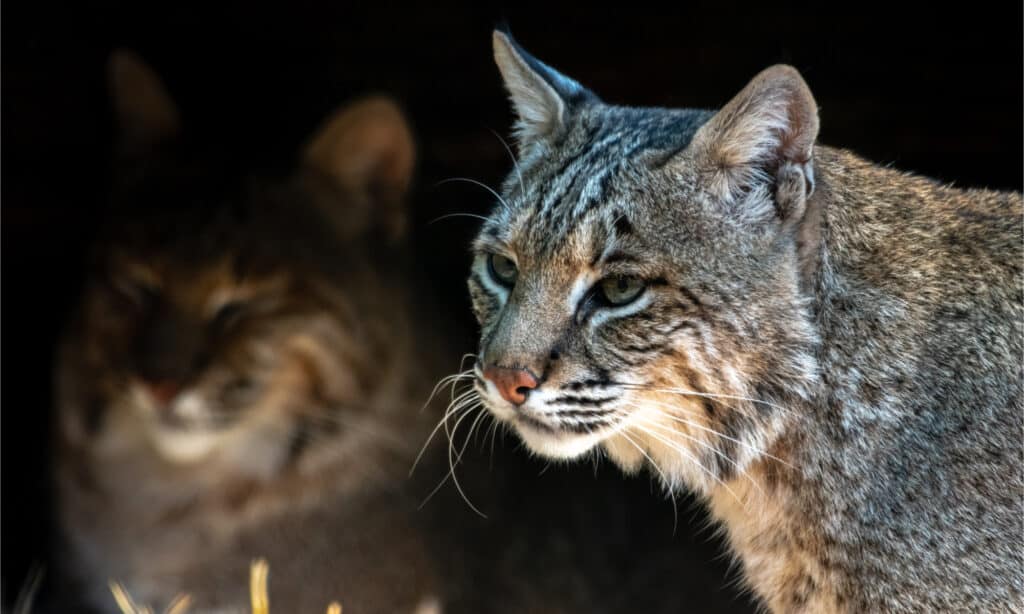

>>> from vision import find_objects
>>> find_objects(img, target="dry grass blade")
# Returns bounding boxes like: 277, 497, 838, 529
108, 559, 347, 613
110, 582, 141, 614
165, 594, 193, 614
12, 564, 44, 614
250, 558, 270, 614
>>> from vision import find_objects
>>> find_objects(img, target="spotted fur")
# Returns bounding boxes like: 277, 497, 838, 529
469, 30, 1023, 612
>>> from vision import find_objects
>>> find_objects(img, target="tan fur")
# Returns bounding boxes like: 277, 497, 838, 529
707, 466, 839, 613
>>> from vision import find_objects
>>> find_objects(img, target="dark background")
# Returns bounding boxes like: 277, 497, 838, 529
3, 0, 1021, 606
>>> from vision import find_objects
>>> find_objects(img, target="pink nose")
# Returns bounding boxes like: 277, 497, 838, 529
483, 366, 539, 406
144, 380, 181, 405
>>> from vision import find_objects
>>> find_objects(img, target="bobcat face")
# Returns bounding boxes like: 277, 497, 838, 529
469, 32, 822, 490
81, 193, 357, 465
60, 52, 416, 473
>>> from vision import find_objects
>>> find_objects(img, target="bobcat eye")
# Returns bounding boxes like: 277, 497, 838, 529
487, 253, 518, 286
600, 276, 645, 306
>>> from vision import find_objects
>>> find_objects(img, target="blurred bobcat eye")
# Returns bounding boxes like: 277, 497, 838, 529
110, 275, 159, 307
230, 376, 255, 391
211, 300, 246, 329
222, 376, 257, 401
600, 276, 645, 306
487, 253, 518, 286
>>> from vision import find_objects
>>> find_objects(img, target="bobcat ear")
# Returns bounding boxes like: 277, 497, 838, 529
302, 96, 415, 240
691, 65, 819, 223
492, 29, 597, 150
108, 50, 181, 152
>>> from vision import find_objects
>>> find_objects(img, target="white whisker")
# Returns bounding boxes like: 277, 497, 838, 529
620, 430, 679, 535
630, 397, 796, 470
461, 407, 489, 460
486, 126, 527, 198
425, 404, 487, 517
420, 362, 476, 414
435, 177, 512, 213
488, 418, 504, 469
620, 383, 794, 415
410, 379, 479, 476
628, 421, 745, 508
629, 412, 765, 498
428, 212, 489, 224
418, 406, 476, 509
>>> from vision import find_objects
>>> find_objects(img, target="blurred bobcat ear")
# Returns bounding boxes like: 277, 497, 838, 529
303, 96, 415, 240
492, 29, 597, 152
108, 50, 181, 152
691, 65, 819, 224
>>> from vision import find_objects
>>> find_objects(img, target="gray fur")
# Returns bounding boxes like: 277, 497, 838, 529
469, 31, 1024, 612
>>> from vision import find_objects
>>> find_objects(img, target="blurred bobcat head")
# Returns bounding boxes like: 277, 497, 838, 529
58, 51, 418, 477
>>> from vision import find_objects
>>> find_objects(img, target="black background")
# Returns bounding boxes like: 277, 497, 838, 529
3, 0, 1021, 605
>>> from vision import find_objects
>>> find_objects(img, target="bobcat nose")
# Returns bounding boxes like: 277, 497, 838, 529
483, 366, 539, 406
143, 379, 182, 406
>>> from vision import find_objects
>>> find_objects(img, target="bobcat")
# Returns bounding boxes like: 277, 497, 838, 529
53, 51, 442, 613
468, 30, 1023, 612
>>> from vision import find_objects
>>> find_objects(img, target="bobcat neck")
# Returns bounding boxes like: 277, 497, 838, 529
706, 453, 840, 613
606, 427, 840, 611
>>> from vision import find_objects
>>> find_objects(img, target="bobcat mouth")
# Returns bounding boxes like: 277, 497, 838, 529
513, 412, 552, 431
484, 395, 617, 436
511, 415, 613, 460
476, 374, 622, 456
498, 403, 622, 459
148, 427, 223, 463
129, 384, 230, 434
515, 410, 616, 435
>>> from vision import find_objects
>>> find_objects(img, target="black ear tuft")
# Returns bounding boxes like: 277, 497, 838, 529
498, 30, 598, 108
494, 19, 513, 38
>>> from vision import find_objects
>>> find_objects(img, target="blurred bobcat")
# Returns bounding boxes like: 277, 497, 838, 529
468, 30, 1023, 612
53, 51, 442, 613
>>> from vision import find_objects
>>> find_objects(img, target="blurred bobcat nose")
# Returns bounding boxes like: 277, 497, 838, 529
483, 366, 539, 406
143, 380, 182, 406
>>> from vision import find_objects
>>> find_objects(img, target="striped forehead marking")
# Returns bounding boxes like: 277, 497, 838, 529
479, 108, 713, 253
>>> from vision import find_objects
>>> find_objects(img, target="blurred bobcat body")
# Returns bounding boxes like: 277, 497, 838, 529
468, 30, 1024, 612
54, 51, 441, 613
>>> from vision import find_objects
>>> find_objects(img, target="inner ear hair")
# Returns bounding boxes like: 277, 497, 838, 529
694, 64, 820, 225
776, 157, 814, 226
492, 29, 597, 152
493, 30, 567, 143
793, 171, 825, 292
